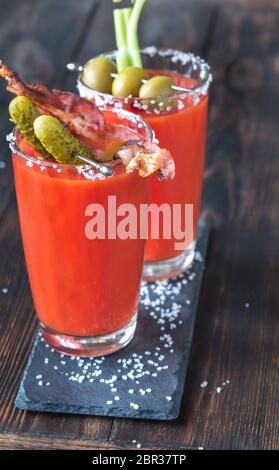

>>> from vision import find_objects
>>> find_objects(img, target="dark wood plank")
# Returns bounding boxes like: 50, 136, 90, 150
0, 0, 113, 444
0, 434, 169, 450
109, 4, 279, 450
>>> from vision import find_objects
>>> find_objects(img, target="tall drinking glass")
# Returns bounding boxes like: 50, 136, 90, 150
10, 108, 153, 357
77, 48, 212, 280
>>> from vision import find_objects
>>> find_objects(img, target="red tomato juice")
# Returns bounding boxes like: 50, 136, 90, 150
138, 73, 209, 261
12, 127, 150, 338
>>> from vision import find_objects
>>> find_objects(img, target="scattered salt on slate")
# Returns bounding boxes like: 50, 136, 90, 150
15, 219, 210, 420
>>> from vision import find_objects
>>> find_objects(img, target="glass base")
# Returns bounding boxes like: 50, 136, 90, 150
40, 313, 137, 358
143, 241, 196, 281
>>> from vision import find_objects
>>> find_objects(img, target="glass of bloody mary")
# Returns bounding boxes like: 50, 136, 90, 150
77, 48, 212, 280
10, 107, 154, 357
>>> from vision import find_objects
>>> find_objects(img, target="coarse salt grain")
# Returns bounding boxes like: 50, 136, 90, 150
130, 403, 139, 410
200, 381, 208, 388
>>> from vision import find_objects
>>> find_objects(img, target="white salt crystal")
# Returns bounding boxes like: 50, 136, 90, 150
200, 381, 208, 388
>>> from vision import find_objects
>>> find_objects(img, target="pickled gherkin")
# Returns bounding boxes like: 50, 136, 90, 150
9, 96, 51, 158
33, 115, 93, 165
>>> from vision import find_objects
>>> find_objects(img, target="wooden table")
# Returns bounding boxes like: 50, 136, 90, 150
0, 0, 278, 450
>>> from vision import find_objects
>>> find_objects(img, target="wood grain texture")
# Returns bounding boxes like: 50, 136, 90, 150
0, 0, 279, 451
0, 433, 175, 450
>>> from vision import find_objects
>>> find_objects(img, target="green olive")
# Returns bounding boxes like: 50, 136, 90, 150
9, 96, 51, 159
139, 76, 175, 99
33, 115, 92, 165
82, 57, 117, 93
112, 67, 149, 97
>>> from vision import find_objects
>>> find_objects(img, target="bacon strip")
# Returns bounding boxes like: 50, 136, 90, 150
117, 143, 175, 180
0, 61, 105, 147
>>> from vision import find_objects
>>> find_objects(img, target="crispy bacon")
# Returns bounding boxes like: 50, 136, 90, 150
117, 143, 175, 180
0, 60, 105, 147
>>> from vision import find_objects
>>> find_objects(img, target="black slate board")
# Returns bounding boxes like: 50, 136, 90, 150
15, 219, 210, 420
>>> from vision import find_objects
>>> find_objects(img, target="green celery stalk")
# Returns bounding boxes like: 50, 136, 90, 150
127, 0, 146, 68
123, 5, 132, 29
112, 0, 146, 70
113, 7, 132, 71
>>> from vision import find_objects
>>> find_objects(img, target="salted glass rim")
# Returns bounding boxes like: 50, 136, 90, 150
78, 46, 212, 102
9, 106, 154, 172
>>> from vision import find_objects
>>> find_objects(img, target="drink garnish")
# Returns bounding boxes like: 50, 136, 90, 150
116, 142, 175, 180
0, 60, 105, 143
9, 96, 52, 159
1, 60, 174, 180
113, 0, 146, 71
33, 115, 113, 175
112, 66, 149, 97
71, 3, 197, 101
33, 115, 93, 165
81, 57, 117, 94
